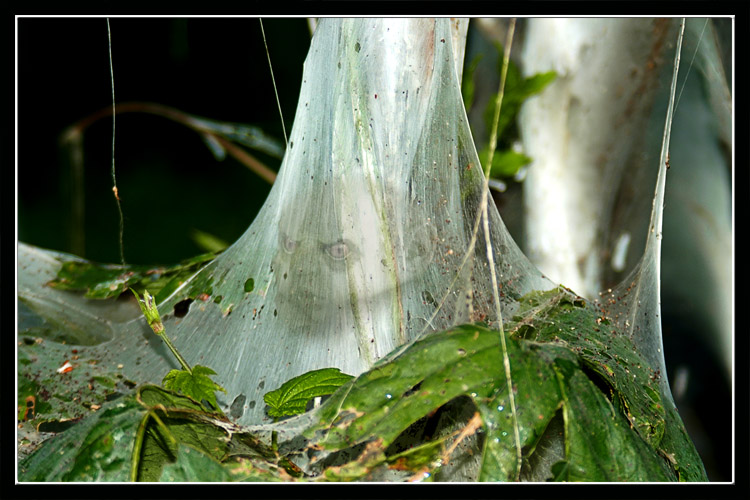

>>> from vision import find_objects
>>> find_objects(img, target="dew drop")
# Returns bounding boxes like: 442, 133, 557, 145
497, 405, 505, 412
385, 393, 392, 399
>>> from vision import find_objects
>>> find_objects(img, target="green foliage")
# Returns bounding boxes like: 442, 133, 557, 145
47, 252, 218, 302
264, 368, 354, 419
19, 396, 144, 481
479, 148, 533, 180
551, 358, 672, 481
132, 385, 232, 481
509, 288, 667, 447
130, 288, 227, 413
482, 46, 556, 146
462, 41, 556, 182
159, 444, 235, 482
19, 272, 706, 482
162, 366, 227, 413
294, 288, 703, 481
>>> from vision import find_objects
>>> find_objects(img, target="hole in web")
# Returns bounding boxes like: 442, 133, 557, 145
37, 418, 81, 433
173, 299, 193, 318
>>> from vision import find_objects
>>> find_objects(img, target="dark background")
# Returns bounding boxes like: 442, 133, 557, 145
18, 17, 308, 264
16, 18, 732, 482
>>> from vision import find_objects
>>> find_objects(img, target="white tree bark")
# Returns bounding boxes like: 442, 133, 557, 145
519, 18, 676, 299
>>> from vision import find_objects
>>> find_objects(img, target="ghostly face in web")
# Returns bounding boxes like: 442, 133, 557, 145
270, 176, 438, 334
270, 177, 366, 330
272, 206, 353, 327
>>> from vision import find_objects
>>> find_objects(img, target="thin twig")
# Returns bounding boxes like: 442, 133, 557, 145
107, 18, 126, 265
212, 135, 277, 184
60, 101, 277, 184
481, 18, 523, 481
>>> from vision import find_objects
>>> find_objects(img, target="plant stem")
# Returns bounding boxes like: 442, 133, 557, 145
482, 18, 523, 481
158, 332, 193, 375
129, 408, 178, 481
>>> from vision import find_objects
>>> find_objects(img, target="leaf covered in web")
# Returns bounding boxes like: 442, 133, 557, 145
46, 252, 217, 302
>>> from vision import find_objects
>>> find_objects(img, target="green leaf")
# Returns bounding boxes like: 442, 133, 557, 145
657, 396, 708, 482
519, 70, 557, 96
46, 251, 218, 302
162, 366, 227, 413
138, 384, 208, 412
478, 148, 533, 179
552, 357, 673, 481
482, 42, 556, 148
264, 368, 355, 419
508, 286, 667, 447
18, 385, 239, 482
159, 444, 234, 482
550, 460, 569, 481
476, 341, 571, 481
17, 376, 53, 422
295, 293, 704, 482
132, 384, 304, 481
387, 437, 445, 472
133, 385, 233, 481
19, 396, 145, 482
309, 325, 503, 451
223, 458, 293, 482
